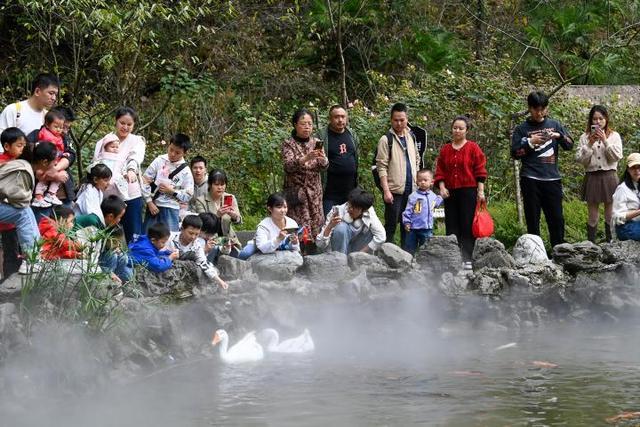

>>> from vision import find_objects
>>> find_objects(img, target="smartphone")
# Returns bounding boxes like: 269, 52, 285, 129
314, 139, 324, 150
332, 206, 339, 217
284, 227, 298, 234
591, 125, 598, 133
223, 195, 233, 207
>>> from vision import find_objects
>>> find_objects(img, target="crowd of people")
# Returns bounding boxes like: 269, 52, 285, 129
0, 73, 638, 287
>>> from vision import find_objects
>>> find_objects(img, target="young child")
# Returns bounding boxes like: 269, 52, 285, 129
32, 109, 70, 207
238, 193, 300, 260
75, 195, 131, 283
94, 134, 129, 199
38, 205, 83, 260
74, 163, 112, 225
0, 127, 29, 279
0, 127, 27, 163
142, 133, 194, 232
31, 141, 58, 206
402, 169, 443, 255
166, 215, 229, 289
128, 222, 179, 273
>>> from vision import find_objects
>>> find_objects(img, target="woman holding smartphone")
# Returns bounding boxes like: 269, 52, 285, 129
282, 108, 328, 238
575, 105, 623, 243
193, 169, 242, 257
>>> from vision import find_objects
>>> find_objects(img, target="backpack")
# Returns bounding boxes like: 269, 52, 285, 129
0, 159, 35, 208
371, 130, 418, 191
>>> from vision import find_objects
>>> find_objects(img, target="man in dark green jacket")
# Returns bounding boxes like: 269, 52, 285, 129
318, 105, 360, 216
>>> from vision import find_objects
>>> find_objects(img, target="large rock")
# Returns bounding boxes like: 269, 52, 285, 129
0, 274, 22, 303
512, 234, 549, 265
303, 251, 350, 281
348, 252, 396, 278
250, 251, 304, 281
601, 240, 640, 265
416, 235, 462, 273
472, 238, 516, 270
552, 241, 604, 274
0, 303, 27, 360
136, 260, 213, 297
216, 255, 253, 280
378, 243, 413, 269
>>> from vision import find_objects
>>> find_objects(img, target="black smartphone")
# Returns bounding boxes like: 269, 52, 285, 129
284, 227, 298, 234
315, 139, 324, 150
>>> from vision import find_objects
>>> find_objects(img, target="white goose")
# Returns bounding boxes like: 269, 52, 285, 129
211, 329, 264, 364
260, 328, 315, 353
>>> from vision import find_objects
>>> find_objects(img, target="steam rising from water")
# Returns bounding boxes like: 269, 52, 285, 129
2, 285, 640, 426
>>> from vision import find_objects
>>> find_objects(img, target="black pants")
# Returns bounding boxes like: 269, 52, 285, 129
384, 191, 410, 247
1, 229, 21, 280
520, 177, 565, 248
444, 187, 477, 261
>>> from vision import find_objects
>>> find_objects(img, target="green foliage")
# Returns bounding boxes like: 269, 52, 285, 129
20, 228, 140, 333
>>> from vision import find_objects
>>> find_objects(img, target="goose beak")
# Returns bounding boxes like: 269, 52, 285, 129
212, 332, 221, 346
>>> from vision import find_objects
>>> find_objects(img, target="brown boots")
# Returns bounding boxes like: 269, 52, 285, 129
587, 223, 597, 243
587, 223, 613, 243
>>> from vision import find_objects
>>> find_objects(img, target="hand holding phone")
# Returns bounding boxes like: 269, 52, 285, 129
223, 195, 233, 208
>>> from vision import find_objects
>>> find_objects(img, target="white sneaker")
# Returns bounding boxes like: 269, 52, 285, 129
31, 197, 52, 208
18, 261, 42, 274
463, 261, 473, 270
44, 193, 63, 205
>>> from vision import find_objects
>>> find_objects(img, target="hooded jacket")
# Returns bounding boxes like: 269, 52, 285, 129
128, 234, 173, 273
38, 217, 83, 260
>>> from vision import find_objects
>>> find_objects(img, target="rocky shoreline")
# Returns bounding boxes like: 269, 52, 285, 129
1, 234, 639, 393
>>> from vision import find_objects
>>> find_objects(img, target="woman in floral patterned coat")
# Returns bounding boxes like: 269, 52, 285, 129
281, 108, 328, 237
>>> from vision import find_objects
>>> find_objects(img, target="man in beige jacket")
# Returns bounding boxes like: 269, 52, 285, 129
375, 103, 421, 247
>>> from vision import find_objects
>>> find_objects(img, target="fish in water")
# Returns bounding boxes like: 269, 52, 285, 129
605, 411, 640, 423
531, 360, 558, 369
494, 342, 517, 351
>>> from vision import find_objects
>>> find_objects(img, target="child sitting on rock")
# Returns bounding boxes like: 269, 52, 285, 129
166, 214, 229, 289
238, 193, 300, 260
128, 222, 178, 273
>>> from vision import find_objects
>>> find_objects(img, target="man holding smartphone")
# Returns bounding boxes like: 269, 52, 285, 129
318, 105, 360, 216
511, 91, 574, 248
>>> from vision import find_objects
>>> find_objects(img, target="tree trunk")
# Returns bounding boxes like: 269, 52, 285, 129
475, 0, 486, 61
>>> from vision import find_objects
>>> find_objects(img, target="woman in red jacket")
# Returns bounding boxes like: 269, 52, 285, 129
434, 116, 487, 269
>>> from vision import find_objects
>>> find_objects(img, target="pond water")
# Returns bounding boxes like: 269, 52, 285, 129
3, 299, 640, 426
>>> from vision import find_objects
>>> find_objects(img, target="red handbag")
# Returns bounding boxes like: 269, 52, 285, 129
472, 200, 494, 238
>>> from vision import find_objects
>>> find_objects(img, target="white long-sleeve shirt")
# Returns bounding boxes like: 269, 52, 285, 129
166, 231, 219, 280
575, 131, 623, 172
316, 203, 386, 251
74, 185, 104, 225
142, 154, 194, 209
612, 181, 640, 225
255, 216, 300, 254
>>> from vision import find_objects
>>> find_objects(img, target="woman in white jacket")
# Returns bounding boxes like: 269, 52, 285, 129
611, 153, 640, 241
575, 105, 622, 242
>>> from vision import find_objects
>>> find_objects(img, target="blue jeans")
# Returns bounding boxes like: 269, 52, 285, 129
615, 221, 640, 241
0, 203, 39, 253
330, 221, 373, 254
144, 206, 180, 232
99, 251, 133, 282
238, 242, 257, 260
403, 228, 433, 255
122, 197, 144, 243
